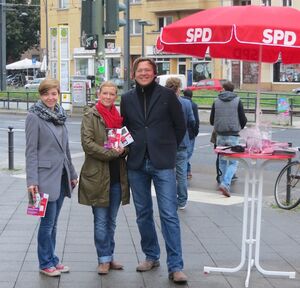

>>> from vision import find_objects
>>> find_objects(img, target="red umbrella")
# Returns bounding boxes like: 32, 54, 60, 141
156, 5, 300, 122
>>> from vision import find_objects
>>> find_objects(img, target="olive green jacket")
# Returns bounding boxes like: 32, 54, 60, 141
78, 105, 130, 207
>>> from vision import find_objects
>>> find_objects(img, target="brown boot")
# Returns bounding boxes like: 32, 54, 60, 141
97, 263, 110, 275
169, 271, 188, 284
136, 260, 160, 272
110, 261, 124, 270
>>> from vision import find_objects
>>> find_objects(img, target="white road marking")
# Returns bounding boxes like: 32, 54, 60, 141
197, 133, 210, 137
151, 187, 244, 206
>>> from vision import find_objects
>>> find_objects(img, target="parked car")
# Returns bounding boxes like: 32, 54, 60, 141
292, 87, 300, 94
24, 78, 45, 90
187, 79, 227, 92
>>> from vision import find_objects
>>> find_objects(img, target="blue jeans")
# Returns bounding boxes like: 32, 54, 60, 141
92, 183, 121, 264
187, 138, 195, 174
128, 159, 184, 273
176, 147, 188, 207
38, 176, 66, 269
216, 135, 239, 189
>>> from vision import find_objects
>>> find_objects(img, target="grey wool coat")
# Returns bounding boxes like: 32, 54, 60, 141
25, 112, 78, 202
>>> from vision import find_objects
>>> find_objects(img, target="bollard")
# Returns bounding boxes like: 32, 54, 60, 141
8, 126, 14, 170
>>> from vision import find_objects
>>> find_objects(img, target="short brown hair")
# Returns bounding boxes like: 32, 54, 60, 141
38, 78, 60, 95
132, 57, 157, 77
165, 77, 182, 93
222, 81, 234, 92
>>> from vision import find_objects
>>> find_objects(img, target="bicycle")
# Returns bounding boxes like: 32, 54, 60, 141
274, 160, 300, 210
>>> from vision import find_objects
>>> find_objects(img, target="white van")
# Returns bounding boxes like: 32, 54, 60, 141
156, 74, 187, 91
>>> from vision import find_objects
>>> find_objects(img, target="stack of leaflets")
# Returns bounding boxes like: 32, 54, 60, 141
104, 126, 134, 149
27, 192, 49, 217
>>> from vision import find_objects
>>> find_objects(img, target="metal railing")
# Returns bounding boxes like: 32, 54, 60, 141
1, 90, 300, 124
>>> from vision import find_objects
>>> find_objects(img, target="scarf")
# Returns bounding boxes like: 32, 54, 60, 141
29, 100, 67, 126
95, 101, 123, 128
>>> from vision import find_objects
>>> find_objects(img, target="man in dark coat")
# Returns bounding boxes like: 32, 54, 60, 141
120, 57, 188, 284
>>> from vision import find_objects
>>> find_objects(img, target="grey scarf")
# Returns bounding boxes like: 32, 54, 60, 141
29, 100, 67, 125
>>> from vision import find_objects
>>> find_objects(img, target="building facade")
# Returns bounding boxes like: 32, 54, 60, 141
40, 0, 300, 92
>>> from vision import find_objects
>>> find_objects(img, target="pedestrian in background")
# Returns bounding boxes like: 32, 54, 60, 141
182, 89, 199, 179
210, 81, 247, 197
78, 81, 130, 275
25, 78, 78, 277
165, 78, 195, 210
120, 57, 188, 284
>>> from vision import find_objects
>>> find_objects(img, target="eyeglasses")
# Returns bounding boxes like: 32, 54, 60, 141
135, 68, 153, 74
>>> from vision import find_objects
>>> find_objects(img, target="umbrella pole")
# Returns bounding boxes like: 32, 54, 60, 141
255, 46, 263, 125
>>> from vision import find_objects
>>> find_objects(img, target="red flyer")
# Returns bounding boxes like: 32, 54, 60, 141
27, 193, 49, 217
104, 126, 134, 149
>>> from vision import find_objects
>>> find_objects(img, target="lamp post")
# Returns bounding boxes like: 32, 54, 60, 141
123, 0, 130, 92
45, 0, 49, 74
138, 20, 153, 57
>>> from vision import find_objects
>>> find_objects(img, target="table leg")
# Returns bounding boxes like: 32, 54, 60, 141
245, 159, 258, 287
253, 160, 296, 279
204, 159, 250, 275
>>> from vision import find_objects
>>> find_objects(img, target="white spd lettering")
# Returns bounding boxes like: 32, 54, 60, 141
186, 28, 212, 43
263, 29, 296, 46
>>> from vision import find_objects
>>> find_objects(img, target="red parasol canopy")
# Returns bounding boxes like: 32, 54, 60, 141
156, 5, 300, 64
156, 5, 300, 123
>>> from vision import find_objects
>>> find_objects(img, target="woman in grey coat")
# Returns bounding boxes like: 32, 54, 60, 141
25, 78, 78, 277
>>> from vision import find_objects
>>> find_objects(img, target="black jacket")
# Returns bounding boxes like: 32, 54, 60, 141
120, 82, 186, 170
182, 96, 199, 139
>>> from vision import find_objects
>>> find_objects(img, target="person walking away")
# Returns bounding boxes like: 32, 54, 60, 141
182, 89, 199, 179
209, 81, 247, 197
25, 78, 78, 277
78, 81, 130, 275
120, 57, 188, 284
165, 78, 195, 210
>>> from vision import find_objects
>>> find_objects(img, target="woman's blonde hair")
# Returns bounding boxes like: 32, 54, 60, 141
96, 81, 118, 95
38, 78, 60, 95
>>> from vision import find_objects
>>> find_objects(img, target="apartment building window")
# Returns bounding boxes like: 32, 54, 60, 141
59, 0, 69, 9
153, 58, 170, 75
192, 61, 211, 82
233, 0, 251, 5
273, 62, 300, 82
282, 0, 292, 6
158, 16, 172, 31
178, 58, 186, 75
130, 0, 141, 3
130, 19, 142, 35
75, 59, 89, 76
262, 0, 271, 5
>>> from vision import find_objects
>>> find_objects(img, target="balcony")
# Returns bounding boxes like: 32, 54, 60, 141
146, 0, 210, 13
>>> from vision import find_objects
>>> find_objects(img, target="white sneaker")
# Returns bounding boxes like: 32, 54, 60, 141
55, 264, 70, 273
178, 205, 186, 210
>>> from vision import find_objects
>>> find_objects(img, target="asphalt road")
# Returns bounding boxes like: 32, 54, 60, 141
0, 113, 299, 194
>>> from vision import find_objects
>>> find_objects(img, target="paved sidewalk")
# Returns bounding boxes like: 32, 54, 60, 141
1, 153, 300, 288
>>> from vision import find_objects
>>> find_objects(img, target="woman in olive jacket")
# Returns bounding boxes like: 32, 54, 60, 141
78, 81, 130, 275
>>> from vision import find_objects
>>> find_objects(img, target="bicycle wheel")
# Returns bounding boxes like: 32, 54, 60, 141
274, 161, 300, 210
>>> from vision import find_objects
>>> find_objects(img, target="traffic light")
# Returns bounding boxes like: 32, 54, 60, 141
81, 0, 104, 53
105, 0, 126, 34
